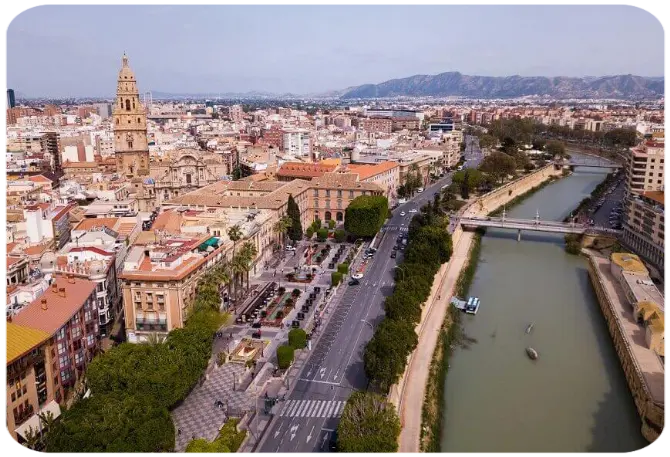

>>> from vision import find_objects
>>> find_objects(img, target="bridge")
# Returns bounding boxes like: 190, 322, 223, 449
459, 212, 622, 240
555, 157, 623, 169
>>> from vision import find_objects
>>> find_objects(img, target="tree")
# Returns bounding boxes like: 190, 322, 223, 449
344, 195, 389, 238
239, 241, 258, 291
331, 271, 343, 286
305, 227, 314, 239
186, 439, 230, 453
328, 219, 336, 229
286, 195, 303, 242
478, 151, 516, 184
478, 133, 497, 150
532, 138, 546, 150
288, 328, 307, 349
337, 263, 349, 274
364, 318, 418, 393
337, 391, 401, 453
45, 394, 175, 452
545, 139, 566, 158
316, 228, 328, 242
227, 225, 243, 258
276, 345, 294, 369
273, 216, 292, 249
334, 229, 346, 243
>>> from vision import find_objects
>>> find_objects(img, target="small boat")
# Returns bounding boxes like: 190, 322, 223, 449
526, 347, 538, 360
464, 297, 480, 315
526, 323, 534, 334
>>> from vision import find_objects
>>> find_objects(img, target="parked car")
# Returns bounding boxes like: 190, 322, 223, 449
352, 273, 364, 279
390, 251, 397, 259
285, 245, 296, 251
409, 209, 418, 213
348, 279, 360, 286
400, 211, 406, 216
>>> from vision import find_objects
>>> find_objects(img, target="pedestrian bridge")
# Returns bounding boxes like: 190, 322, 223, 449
555, 158, 622, 169
460, 215, 622, 238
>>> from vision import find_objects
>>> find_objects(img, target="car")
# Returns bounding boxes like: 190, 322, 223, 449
417, 187, 424, 193
251, 322, 261, 329
352, 273, 364, 279
400, 211, 406, 216
409, 209, 418, 213
285, 245, 296, 251
348, 279, 360, 286
393, 245, 399, 250
390, 251, 397, 259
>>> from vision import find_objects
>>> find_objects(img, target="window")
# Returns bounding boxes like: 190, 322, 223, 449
57, 327, 66, 340
125, 99, 131, 111
11, 392, 15, 402
57, 342, 67, 356
22, 385, 27, 395
349, 190, 354, 198
313, 189, 319, 197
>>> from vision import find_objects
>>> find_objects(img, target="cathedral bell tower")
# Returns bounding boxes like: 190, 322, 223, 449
113, 53, 149, 177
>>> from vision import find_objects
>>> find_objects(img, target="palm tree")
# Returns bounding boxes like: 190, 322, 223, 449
273, 216, 292, 249
23, 426, 40, 450
240, 241, 258, 292
144, 332, 165, 346
227, 224, 243, 257
231, 255, 247, 304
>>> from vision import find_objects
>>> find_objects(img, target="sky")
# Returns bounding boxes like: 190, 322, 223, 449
6, 4, 665, 97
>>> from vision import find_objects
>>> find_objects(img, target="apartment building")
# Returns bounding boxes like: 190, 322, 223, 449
355, 117, 392, 134
12, 276, 101, 407
346, 161, 400, 206
23, 203, 72, 249
622, 191, 664, 272
121, 206, 276, 342
7, 255, 29, 286
120, 235, 228, 342
282, 129, 311, 157
625, 141, 664, 197
392, 117, 420, 131
7, 322, 56, 444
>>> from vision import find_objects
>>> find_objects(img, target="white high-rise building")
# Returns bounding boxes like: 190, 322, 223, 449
282, 128, 311, 158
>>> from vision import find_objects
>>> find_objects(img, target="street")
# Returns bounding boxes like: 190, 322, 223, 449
256, 137, 484, 452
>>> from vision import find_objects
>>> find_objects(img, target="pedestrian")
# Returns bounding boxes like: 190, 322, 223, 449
230, 332, 233, 338
178, 428, 182, 436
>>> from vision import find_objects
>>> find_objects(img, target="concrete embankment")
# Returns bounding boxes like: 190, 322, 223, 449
585, 250, 664, 442
391, 165, 563, 452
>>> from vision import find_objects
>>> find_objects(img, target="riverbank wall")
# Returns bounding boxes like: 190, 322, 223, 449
392, 165, 563, 452
585, 251, 664, 443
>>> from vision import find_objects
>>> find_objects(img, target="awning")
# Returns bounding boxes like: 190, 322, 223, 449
15, 400, 62, 439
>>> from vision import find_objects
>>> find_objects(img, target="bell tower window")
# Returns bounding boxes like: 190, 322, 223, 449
125, 99, 131, 111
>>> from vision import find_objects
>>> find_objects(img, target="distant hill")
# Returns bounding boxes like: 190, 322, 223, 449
340, 72, 664, 99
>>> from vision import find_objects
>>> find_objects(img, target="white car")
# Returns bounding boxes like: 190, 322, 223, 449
352, 273, 364, 279
409, 209, 418, 213
400, 211, 406, 216
285, 245, 296, 251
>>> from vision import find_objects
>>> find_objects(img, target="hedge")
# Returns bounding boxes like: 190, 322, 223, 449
277, 345, 295, 369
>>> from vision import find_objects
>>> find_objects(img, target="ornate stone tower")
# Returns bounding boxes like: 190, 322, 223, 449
113, 53, 149, 177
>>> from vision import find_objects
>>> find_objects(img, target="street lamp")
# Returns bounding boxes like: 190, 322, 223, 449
394, 265, 407, 281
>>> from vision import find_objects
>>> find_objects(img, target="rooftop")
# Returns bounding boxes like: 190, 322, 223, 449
12, 277, 97, 335
6, 322, 51, 364
642, 191, 664, 206
611, 253, 649, 274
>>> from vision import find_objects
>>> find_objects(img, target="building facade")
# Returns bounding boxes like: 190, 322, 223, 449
622, 191, 664, 272
113, 54, 150, 178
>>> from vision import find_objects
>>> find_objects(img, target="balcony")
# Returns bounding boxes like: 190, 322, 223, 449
14, 404, 35, 426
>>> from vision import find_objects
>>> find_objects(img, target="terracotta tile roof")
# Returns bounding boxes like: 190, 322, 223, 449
347, 161, 399, 180
23, 244, 51, 256
0, 255, 22, 270
62, 161, 98, 168
6, 322, 51, 364
152, 210, 184, 233
74, 217, 119, 232
28, 174, 53, 183
12, 277, 96, 335
277, 162, 337, 179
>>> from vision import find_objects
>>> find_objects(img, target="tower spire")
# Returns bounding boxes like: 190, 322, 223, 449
122, 52, 129, 67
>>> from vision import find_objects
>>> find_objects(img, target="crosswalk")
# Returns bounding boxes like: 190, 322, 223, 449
278, 400, 345, 419
382, 226, 408, 232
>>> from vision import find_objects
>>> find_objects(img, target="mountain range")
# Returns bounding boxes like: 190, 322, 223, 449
339, 72, 664, 99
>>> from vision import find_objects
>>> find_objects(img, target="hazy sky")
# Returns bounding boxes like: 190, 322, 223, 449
7, 5, 664, 97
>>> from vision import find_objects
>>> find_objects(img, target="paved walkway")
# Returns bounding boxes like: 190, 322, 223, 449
397, 230, 474, 452
172, 363, 253, 452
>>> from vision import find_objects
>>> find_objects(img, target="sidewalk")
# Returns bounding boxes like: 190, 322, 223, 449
397, 230, 474, 452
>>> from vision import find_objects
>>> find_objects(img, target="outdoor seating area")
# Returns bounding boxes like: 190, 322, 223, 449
328, 245, 350, 270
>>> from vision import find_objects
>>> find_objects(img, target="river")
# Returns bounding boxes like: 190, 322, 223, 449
440, 166, 648, 452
